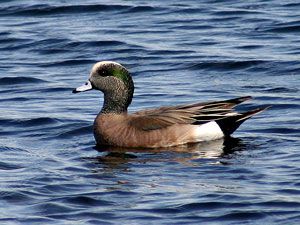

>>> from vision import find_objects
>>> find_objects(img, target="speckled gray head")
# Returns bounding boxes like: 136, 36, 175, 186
73, 61, 134, 113
73, 61, 132, 93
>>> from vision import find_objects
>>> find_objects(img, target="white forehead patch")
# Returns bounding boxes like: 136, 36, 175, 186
90, 61, 123, 77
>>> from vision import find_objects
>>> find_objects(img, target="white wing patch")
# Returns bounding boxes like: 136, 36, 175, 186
193, 121, 224, 142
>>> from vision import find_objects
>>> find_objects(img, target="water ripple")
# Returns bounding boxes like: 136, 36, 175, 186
0, 77, 46, 85
0, 0, 299, 224
0, 4, 131, 16
185, 60, 266, 71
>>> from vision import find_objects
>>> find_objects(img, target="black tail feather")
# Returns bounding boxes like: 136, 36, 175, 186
216, 106, 270, 136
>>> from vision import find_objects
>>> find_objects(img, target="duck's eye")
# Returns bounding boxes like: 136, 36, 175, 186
98, 69, 109, 77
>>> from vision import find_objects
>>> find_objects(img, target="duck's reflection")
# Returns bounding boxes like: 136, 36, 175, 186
90, 137, 245, 169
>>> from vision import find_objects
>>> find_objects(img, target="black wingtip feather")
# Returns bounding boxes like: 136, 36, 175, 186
227, 96, 252, 104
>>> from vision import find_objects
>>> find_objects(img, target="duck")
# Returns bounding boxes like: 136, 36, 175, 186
73, 61, 268, 148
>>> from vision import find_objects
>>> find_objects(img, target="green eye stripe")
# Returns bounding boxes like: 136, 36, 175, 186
111, 66, 131, 84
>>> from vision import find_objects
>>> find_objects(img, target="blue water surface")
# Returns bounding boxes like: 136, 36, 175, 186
0, 0, 300, 224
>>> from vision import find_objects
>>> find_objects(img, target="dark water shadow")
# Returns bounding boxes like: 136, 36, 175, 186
88, 137, 247, 170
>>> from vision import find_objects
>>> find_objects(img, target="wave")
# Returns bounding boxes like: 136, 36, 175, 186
39, 59, 95, 67
0, 37, 31, 44
259, 20, 300, 33
0, 4, 163, 17
0, 97, 30, 102
262, 87, 299, 93
63, 195, 112, 206
266, 25, 300, 33
28, 39, 131, 55
0, 162, 24, 170
170, 25, 214, 30
64, 40, 126, 48
0, 117, 60, 127
255, 128, 300, 134
126, 5, 159, 13
0, 77, 46, 85
56, 125, 93, 138
235, 45, 263, 50
29, 39, 127, 49
39, 87, 72, 93
283, 3, 300, 7
212, 9, 262, 16
185, 60, 267, 71
22, 117, 60, 126
0, 4, 131, 16
217, 211, 266, 220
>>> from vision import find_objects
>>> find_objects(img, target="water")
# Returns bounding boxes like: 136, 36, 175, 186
0, 0, 299, 224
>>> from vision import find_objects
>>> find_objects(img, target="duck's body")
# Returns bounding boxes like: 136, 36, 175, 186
73, 61, 268, 148
93, 113, 201, 148
94, 114, 223, 148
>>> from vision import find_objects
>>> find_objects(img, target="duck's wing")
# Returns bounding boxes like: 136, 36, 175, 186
129, 96, 252, 131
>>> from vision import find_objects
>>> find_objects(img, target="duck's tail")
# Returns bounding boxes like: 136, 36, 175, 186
215, 106, 270, 136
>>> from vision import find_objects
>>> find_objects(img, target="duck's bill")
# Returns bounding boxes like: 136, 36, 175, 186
72, 81, 93, 93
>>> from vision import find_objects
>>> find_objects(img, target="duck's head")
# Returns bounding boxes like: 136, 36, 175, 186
73, 61, 134, 113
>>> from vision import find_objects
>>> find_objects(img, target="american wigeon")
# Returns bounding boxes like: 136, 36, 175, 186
73, 61, 268, 148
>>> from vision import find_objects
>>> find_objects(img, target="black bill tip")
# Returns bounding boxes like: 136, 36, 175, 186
72, 89, 79, 93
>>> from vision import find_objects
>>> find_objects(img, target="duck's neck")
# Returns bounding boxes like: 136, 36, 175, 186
101, 88, 133, 114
